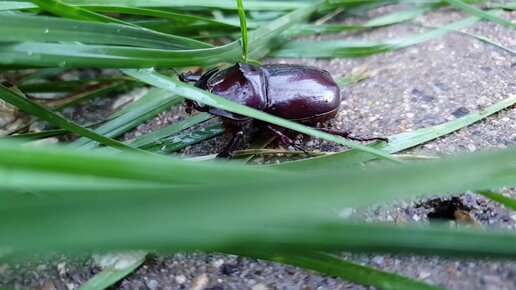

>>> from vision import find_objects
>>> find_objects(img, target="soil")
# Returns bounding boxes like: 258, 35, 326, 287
1, 4, 515, 290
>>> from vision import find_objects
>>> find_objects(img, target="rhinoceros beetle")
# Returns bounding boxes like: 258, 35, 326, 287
179, 63, 387, 157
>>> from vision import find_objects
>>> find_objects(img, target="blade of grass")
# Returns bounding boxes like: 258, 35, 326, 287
18, 68, 67, 84
0, 1, 322, 68
241, 251, 444, 290
77, 252, 146, 290
445, 0, 515, 28
123, 69, 402, 163
8, 129, 69, 140
30, 0, 134, 26
421, 25, 516, 55
54, 80, 136, 110
71, 92, 183, 149
477, 190, 516, 210
271, 90, 516, 170
0, 14, 212, 49
127, 113, 213, 148
336, 74, 368, 87
18, 78, 131, 93
271, 15, 481, 58
237, 0, 249, 63
0, 84, 141, 152
14, 0, 308, 11
88, 6, 240, 28
284, 5, 433, 37
142, 123, 225, 153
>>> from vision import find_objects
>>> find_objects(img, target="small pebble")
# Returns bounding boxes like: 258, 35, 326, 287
190, 273, 209, 290
252, 283, 269, 290
175, 274, 187, 284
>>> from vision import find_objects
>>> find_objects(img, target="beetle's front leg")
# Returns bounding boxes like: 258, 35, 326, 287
267, 125, 309, 154
217, 130, 244, 158
317, 127, 388, 143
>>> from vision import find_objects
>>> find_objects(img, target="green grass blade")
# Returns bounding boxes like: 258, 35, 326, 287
1, 148, 516, 256
127, 113, 213, 148
8, 129, 69, 141
56, 80, 135, 110
88, 6, 239, 28
477, 190, 516, 210
427, 26, 516, 55
288, 4, 432, 37
71, 92, 183, 149
272, 94, 516, 170
30, 0, 133, 26
0, 1, 35, 10
5, 0, 308, 11
244, 251, 444, 290
0, 1, 320, 68
237, 0, 249, 63
18, 78, 130, 93
123, 69, 402, 163
12, 0, 308, 11
0, 84, 140, 152
143, 123, 225, 153
77, 252, 146, 290
364, 5, 433, 26
445, 0, 516, 28
0, 14, 212, 49
271, 15, 481, 58
336, 75, 368, 87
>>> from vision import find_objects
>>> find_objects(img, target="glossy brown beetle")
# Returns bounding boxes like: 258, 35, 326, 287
180, 63, 386, 157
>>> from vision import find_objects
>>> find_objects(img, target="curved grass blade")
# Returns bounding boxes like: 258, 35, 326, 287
0, 1, 321, 68
0, 84, 139, 152
123, 69, 402, 163
13, 0, 308, 11
477, 190, 516, 210
30, 0, 133, 26
0, 14, 212, 49
89, 6, 240, 28
242, 251, 444, 290
271, 15, 481, 58
272, 94, 516, 170
445, 0, 515, 28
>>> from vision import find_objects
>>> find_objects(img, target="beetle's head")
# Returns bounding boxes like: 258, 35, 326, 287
189, 63, 268, 122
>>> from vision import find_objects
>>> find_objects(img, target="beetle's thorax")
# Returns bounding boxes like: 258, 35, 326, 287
197, 63, 268, 121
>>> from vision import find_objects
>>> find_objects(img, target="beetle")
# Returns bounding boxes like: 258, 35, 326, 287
179, 63, 387, 157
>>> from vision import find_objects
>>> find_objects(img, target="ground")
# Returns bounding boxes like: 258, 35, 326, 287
1, 4, 515, 290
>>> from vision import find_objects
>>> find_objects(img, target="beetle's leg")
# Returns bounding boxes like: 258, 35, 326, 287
177, 72, 202, 83
217, 130, 244, 158
184, 100, 194, 115
267, 125, 309, 154
317, 127, 388, 142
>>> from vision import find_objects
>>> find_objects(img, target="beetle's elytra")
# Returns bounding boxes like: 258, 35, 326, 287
181, 63, 386, 157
